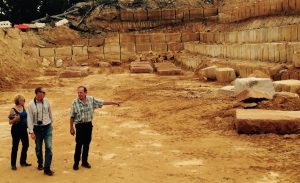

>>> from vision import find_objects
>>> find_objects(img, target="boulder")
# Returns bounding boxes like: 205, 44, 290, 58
235, 109, 300, 134
234, 78, 275, 101
215, 68, 236, 83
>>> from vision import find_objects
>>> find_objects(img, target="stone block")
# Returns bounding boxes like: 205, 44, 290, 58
273, 80, 300, 93
147, 9, 161, 21
39, 47, 55, 57
162, 9, 176, 20
167, 42, 184, 52
215, 68, 236, 83
165, 33, 181, 42
134, 10, 148, 21
235, 109, 300, 134
152, 43, 168, 52
55, 47, 72, 56
189, 8, 204, 20
136, 43, 151, 53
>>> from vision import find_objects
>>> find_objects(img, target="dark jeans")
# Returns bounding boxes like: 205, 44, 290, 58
33, 124, 52, 171
11, 125, 29, 166
74, 122, 93, 165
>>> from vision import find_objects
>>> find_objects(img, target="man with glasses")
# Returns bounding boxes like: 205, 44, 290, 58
27, 87, 54, 176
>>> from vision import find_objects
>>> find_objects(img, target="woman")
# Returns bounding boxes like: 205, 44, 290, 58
8, 94, 31, 170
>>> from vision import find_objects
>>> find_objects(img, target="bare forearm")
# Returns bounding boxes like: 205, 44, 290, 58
103, 101, 120, 106
70, 118, 74, 129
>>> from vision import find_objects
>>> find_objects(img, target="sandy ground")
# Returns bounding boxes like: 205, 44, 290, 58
0, 72, 299, 183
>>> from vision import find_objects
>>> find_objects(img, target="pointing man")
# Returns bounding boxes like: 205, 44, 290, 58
70, 86, 120, 170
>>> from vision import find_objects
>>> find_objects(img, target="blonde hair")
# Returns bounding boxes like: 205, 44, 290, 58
14, 94, 25, 105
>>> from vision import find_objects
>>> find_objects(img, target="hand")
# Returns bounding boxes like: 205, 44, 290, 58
14, 115, 20, 123
115, 101, 122, 107
30, 133, 36, 140
70, 127, 75, 136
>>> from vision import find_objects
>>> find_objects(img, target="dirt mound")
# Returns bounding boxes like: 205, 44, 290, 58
38, 26, 83, 46
257, 94, 300, 111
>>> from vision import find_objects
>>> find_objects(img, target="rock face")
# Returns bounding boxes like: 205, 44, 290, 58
235, 109, 300, 134
215, 68, 236, 83
234, 78, 275, 101
293, 53, 300, 68
130, 61, 153, 73
42, 58, 51, 67
273, 80, 300, 93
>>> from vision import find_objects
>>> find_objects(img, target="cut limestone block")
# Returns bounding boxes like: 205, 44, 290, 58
147, 9, 161, 21
273, 80, 300, 93
235, 109, 300, 134
234, 77, 275, 100
55, 47, 72, 56
154, 62, 181, 75
215, 68, 236, 83
236, 89, 273, 102
39, 48, 55, 57
200, 65, 217, 80
130, 61, 153, 73
293, 53, 300, 68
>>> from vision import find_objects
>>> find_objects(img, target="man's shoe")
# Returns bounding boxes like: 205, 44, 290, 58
11, 166, 17, 171
44, 169, 54, 176
81, 162, 91, 169
37, 164, 43, 171
73, 163, 79, 170
21, 162, 32, 167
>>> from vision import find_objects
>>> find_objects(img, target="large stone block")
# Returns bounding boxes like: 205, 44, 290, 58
267, 27, 279, 42
55, 47, 72, 56
147, 9, 161, 21
134, 10, 147, 21
39, 48, 55, 57
104, 43, 120, 53
152, 43, 167, 52
135, 34, 151, 44
293, 53, 300, 67
273, 80, 300, 93
234, 77, 275, 100
203, 7, 218, 17
167, 42, 184, 52
72, 46, 88, 56
235, 109, 300, 134
200, 65, 217, 80
189, 8, 204, 20
215, 68, 236, 83
88, 46, 104, 59
154, 62, 181, 75
165, 33, 181, 43
120, 9, 134, 21
120, 34, 135, 43
136, 43, 151, 53
130, 61, 153, 73
121, 42, 136, 53
162, 9, 176, 20
105, 35, 119, 44
176, 8, 190, 21
88, 37, 105, 47
150, 33, 166, 43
